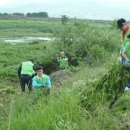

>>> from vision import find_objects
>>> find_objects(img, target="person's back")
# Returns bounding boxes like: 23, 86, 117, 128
21, 61, 35, 76
18, 59, 35, 93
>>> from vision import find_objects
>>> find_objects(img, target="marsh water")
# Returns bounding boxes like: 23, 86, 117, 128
0, 37, 52, 45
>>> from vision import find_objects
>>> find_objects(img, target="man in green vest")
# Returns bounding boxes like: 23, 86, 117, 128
57, 52, 68, 69
32, 66, 51, 96
109, 19, 130, 108
18, 59, 35, 93
117, 18, 130, 52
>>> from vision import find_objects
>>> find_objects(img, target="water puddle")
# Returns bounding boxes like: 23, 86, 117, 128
0, 37, 52, 45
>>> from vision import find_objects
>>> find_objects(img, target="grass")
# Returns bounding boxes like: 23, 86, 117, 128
0, 63, 106, 130
0, 19, 64, 38
0, 19, 130, 130
0, 42, 58, 79
1, 62, 130, 130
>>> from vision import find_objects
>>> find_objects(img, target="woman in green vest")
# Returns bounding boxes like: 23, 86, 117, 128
32, 66, 51, 96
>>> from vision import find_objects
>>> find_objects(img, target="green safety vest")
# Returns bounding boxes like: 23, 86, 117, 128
21, 61, 34, 76
59, 58, 68, 69
123, 42, 130, 60
122, 28, 130, 50
35, 74, 48, 86
34, 74, 48, 95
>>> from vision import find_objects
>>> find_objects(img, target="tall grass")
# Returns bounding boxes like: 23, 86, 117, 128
2, 87, 82, 130
1, 19, 130, 130
1, 63, 130, 130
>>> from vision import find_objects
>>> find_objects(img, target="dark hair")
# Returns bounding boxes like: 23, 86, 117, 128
127, 34, 130, 39
117, 18, 126, 29
28, 58, 33, 62
35, 66, 43, 71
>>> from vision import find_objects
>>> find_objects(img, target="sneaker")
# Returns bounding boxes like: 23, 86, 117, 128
125, 87, 129, 91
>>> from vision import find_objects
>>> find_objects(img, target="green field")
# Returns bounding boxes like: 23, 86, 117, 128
0, 19, 64, 38
0, 18, 130, 130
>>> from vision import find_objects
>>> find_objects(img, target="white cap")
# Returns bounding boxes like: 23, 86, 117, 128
61, 51, 64, 54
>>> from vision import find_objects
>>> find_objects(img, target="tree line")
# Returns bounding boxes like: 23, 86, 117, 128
0, 12, 48, 18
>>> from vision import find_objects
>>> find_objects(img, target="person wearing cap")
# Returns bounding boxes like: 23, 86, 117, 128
57, 52, 68, 69
117, 18, 130, 49
109, 19, 130, 108
116, 18, 130, 63
32, 66, 51, 95
18, 59, 35, 93
117, 22, 130, 92
117, 19, 130, 88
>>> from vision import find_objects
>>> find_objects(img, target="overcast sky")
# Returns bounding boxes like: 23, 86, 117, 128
0, 0, 130, 20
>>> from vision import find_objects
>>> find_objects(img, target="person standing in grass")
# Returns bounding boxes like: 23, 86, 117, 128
18, 59, 35, 93
32, 66, 51, 96
57, 52, 68, 69
117, 19, 130, 88
117, 18, 130, 57
109, 21, 130, 108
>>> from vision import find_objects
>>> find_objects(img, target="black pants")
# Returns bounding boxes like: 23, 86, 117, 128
20, 75, 32, 92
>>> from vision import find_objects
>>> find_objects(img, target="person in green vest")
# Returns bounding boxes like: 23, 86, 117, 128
32, 66, 51, 96
57, 52, 68, 69
117, 18, 130, 86
109, 19, 130, 108
122, 34, 130, 62
117, 18, 130, 53
18, 59, 35, 93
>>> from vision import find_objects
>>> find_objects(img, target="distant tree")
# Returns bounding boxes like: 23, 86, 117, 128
0, 13, 12, 18
38, 12, 48, 18
12, 12, 25, 17
26, 13, 32, 17
31, 12, 37, 17
26, 12, 48, 18
61, 15, 69, 25
0, 13, 3, 17
3, 13, 11, 16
